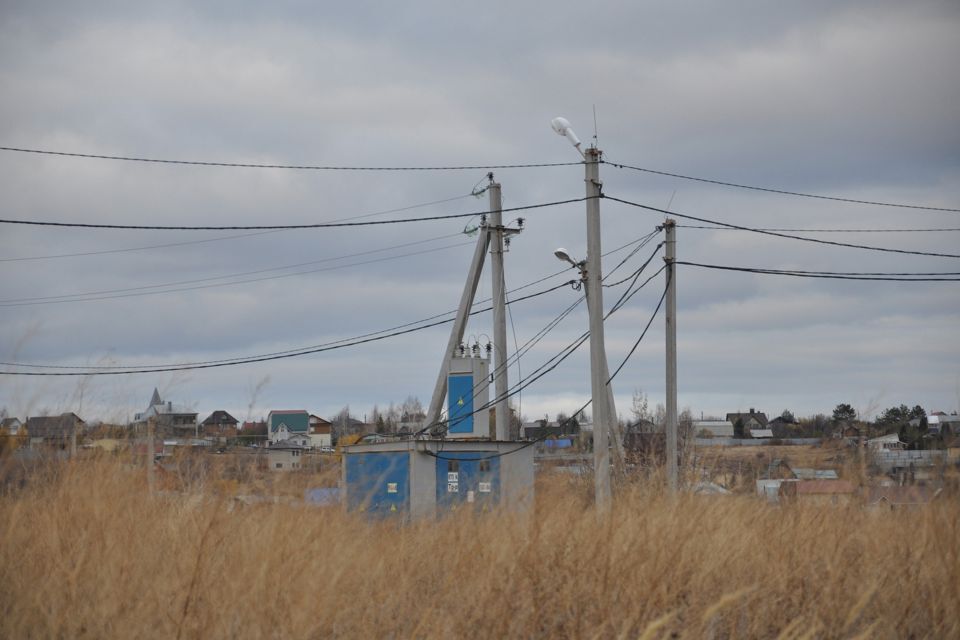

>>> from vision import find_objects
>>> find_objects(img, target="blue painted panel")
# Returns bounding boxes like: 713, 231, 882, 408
447, 374, 474, 434
435, 452, 500, 512
345, 452, 409, 516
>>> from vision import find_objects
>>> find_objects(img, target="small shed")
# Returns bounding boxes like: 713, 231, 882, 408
342, 439, 534, 519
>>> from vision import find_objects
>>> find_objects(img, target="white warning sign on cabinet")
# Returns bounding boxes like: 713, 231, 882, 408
467, 490, 475, 503
386, 482, 398, 494
478, 482, 492, 493
447, 482, 459, 493
447, 472, 459, 482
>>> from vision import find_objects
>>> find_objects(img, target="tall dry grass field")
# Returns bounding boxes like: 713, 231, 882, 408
1, 458, 957, 638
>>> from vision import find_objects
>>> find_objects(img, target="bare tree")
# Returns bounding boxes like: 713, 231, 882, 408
400, 396, 425, 423
631, 388, 651, 423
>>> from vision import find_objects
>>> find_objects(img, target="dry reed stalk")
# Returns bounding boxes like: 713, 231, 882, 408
0, 457, 957, 638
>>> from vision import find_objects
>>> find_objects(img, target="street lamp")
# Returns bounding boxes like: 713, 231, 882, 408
553, 247, 583, 268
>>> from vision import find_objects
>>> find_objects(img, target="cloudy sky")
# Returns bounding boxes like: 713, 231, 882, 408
1, 1, 958, 425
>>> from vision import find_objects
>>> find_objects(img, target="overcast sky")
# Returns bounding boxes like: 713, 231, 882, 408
1, 1, 958, 425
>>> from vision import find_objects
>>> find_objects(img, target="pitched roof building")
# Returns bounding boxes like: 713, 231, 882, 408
267, 410, 309, 444
25, 413, 85, 453
133, 388, 198, 436
725, 409, 769, 429
201, 410, 239, 436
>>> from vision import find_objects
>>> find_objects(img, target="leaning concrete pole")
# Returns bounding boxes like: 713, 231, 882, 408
664, 219, 678, 492
426, 222, 491, 432
489, 180, 510, 441
584, 147, 612, 507
601, 356, 626, 479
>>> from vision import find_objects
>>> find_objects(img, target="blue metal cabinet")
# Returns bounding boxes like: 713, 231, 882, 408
345, 452, 409, 516
435, 452, 500, 512
447, 374, 475, 434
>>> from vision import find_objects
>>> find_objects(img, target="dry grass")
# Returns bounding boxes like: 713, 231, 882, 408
0, 458, 957, 639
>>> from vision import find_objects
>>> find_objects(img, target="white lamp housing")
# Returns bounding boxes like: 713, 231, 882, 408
554, 247, 579, 266
550, 117, 583, 156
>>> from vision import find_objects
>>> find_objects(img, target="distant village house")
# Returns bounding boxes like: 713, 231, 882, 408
133, 388, 199, 438
25, 413, 85, 454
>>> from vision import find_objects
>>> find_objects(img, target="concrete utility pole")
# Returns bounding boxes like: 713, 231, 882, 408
601, 357, 626, 479
426, 217, 491, 432
584, 147, 614, 507
664, 219, 678, 491
488, 180, 510, 441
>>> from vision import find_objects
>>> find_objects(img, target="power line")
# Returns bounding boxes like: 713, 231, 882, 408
0, 145, 582, 171
3, 209, 652, 307
425, 276, 669, 459
0, 280, 576, 376
676, 261, 960, 281
604, 159, 960, 212
677, 224, 960, 234
603, 242, 664, 289
432, 293, 587, 429
431, 232, 664, 428
606, 273, 668, 382
0, 197, 588, 231
2, 230, 657, 372
606, 196, 960, 259
0, 194, 477, 262
3, 226, 660, 310
423, 250, 666, 437
0, 234, 470, 306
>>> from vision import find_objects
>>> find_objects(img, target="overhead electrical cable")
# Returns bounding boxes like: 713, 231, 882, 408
676, 261, 960, 282
424, 250, 666, 437
0, 145, 581, 171
604, 160, 960, 212
677, 224, 960, 234
606, 196, 960, 259
604, 241, 665, 290
2, 230, 656, 372
0, 197, 589, 231
0, 234, 470, 306
433, 230, 665, 425
0, 280, 577, 376
0, 193, 477, 262
432, 293, 588, 429
425, 277, 669, 458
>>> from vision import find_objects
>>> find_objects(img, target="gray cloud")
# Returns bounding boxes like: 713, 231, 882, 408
1, 1, 958, 422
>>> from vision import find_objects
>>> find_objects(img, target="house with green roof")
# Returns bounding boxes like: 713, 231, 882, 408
267, 410, 309, 445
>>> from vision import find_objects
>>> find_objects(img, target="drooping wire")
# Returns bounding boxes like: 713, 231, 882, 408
676, 224, 960, 234
425, 275, 669, 460
0, 145, 582, 171
2, 230, 660, 372
606, 196, 960, 259
0, 280, 575, 376
0, 235, 471, 306
423, 243, 666, 439
0, 193, 478, 263
0, 197, 590, 231
430, 237, 665, 430
604, 160, 960, 212
676, 261, 960, 282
